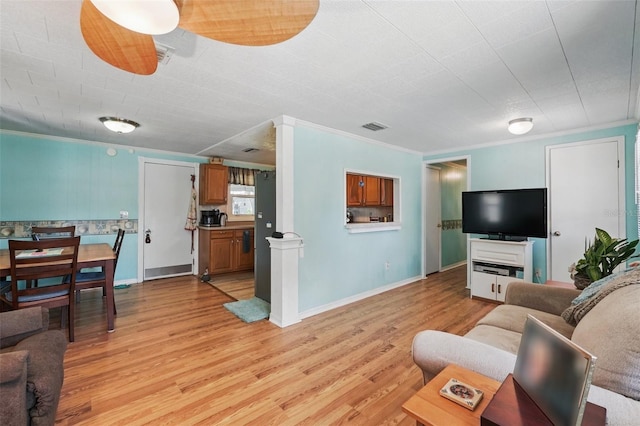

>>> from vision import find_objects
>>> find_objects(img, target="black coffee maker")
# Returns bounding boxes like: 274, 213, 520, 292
200, 209, 221, 227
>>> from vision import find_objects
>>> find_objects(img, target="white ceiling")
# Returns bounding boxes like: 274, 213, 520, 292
1, 0, 639, 166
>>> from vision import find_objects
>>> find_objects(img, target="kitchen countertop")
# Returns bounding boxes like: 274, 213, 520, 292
198, 223, 254, 231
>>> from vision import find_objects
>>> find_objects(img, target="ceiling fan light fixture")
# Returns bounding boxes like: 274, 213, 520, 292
100, 117, 140, 134
508, 117, 534, 135
90, 0, 179, 35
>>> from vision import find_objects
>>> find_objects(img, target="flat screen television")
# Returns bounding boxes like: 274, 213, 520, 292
462, 188, 548, 240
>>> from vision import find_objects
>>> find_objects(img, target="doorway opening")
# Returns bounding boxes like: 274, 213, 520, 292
423, 157, 470, 286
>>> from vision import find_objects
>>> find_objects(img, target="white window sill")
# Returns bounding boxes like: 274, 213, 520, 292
345, 222, 401, 233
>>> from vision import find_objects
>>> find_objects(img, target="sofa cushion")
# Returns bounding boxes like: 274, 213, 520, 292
563, 268, 640, 326
464, 324, 522, 354
571, 267, 637, 305
15, 330, 67, 426
476, 305, 575, 339
0, 307, 49, 349
572, 284, 640, 401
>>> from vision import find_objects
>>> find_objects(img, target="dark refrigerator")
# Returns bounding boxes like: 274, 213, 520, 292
254, 171, 276, 303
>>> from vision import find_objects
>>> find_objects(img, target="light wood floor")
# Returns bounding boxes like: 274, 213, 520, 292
53, 266, 495, 425
207, 271, 255, 300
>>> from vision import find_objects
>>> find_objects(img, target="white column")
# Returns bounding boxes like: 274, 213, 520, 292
273, 115, 296, 233
267, 237, 303, 327
269, 115, 300, 327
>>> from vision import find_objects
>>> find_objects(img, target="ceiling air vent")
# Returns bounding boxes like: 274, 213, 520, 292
362, 122, 388, 131
155, 43, 175, 65
242, 148, 259, 153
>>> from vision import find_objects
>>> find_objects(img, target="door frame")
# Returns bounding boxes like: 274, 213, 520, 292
545, 136, 626, 280
137, 157, 200, 282
422, 155, 471, 286
424, 165, 442, 275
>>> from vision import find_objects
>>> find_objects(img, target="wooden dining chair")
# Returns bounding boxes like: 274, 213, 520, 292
74, 229, 124, 314
0, 236, 80, 342
29, 226, 76, 288
31, 225, 76, 240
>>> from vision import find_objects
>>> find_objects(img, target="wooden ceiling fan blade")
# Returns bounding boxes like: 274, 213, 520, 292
80, 0, 158, 75
176, 0, 319, 46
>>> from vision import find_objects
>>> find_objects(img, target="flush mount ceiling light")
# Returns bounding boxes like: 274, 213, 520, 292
99, 117, 140, 134
508, 117, 534, 135
90, 0, 179, 35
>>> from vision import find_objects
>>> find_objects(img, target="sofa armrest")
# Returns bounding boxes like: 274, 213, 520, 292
412, 330, 516, 384
0, 350, 29, 426
14, 330, 67, 426
504, 282, 580, 316
0, 307, 49, 349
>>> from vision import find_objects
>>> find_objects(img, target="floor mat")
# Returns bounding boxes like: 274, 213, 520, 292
223, 297, 270, 323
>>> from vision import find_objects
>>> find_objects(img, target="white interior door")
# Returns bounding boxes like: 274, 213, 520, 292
141, 160, 197, 280
425, 166, 441, 275
547, 138, 624, 281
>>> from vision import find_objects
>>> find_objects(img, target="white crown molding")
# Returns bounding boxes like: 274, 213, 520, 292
0, 128, 205, 159
422, 119, 639, 157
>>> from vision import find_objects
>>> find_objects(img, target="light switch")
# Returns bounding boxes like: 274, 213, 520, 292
258, 212, 263, 219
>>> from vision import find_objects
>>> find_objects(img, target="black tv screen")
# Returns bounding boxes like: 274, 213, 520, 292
462, 188, 548, 239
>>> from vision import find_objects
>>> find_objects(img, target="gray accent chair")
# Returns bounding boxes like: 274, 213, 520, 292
412, 282, 640, 426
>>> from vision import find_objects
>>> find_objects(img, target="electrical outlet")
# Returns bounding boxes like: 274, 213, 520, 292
535, 268, 541, 277
385, 261, 390, 270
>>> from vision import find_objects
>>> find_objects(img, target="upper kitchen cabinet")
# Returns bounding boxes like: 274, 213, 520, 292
381, 178, 393, 206
345, 170, 399, 232
347, 173, 364, 206
347, 174, 381, 206
200, 164, 228, 205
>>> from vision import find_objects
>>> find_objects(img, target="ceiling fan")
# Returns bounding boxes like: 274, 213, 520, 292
80, 0, 320, 75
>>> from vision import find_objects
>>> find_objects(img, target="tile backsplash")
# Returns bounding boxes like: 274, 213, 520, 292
0, 220, 138, 239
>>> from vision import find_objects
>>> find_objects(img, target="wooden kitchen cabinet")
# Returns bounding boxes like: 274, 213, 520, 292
363, 176, 381, 206
209, 232, 234, 274
234, 229, 254, 271
381, 178, 393, 206
200, 164, 228, 205
347, 173, 382, 206
199, 228, 254, 276
347, 173, 364, 207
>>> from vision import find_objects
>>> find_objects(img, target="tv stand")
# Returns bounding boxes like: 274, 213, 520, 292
482, 235, 529, 242
469, 238, 534, 302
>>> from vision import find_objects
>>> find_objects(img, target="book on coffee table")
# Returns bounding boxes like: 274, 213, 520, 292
439, 377, 484, 410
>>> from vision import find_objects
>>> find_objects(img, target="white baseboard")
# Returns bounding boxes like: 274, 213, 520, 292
114, 278, 138, 286
440, 260, 467, 272
299, 275, 422, 320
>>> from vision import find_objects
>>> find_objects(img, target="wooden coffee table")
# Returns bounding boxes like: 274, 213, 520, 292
403, 364, 501, 425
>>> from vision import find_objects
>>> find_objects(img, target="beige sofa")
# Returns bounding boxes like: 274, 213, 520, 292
412, 280, 640, 426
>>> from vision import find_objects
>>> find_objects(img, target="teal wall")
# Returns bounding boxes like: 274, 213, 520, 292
0, 131, 205, 282
423, 123, 639, 282
440, 163, 467, 267
293, 126, 423, 313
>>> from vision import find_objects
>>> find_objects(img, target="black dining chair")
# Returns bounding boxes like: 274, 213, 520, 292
0, 236, 80, 342
74, 229, 124, 314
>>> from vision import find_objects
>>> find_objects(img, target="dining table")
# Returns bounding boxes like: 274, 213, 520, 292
0, 243, 117, 332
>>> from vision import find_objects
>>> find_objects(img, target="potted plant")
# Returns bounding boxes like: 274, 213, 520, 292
569, 228, 639, 289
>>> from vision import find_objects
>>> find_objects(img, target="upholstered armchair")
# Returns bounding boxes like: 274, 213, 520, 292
0, 307, 67, 426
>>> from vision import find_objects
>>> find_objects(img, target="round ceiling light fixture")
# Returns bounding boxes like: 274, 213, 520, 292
90, 0, 179, 35
99, 117, 140, 134
508, 117, 534, 135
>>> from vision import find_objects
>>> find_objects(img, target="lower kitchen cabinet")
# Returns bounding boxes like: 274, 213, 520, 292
199, 228, 254, 275
234, 230, 254, 271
